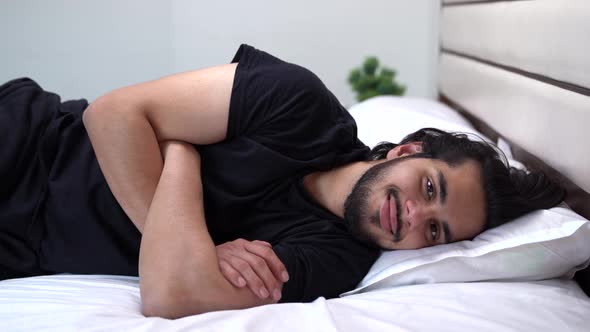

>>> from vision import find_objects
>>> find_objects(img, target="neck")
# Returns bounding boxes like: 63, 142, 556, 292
303, 160, 381, 218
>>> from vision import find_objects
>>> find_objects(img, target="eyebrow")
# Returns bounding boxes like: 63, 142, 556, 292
437, 170, 447, 205
437, 170, 452, 243
442, 221, 453, 244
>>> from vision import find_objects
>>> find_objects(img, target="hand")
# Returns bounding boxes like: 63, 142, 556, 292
216, 239, 289, 303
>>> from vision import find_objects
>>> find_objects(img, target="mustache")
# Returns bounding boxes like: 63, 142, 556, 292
387, 187, 404, 242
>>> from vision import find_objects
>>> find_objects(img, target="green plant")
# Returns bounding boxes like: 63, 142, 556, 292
348, 56, 406, 102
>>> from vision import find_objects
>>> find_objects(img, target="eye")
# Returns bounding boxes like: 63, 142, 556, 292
425, 178, 435, 200
430, 222, 438, 241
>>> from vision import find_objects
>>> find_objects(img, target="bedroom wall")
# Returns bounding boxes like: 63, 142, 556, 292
0, 0, 439, 106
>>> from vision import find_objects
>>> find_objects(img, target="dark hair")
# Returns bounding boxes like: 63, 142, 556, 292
367, 128, 566, 232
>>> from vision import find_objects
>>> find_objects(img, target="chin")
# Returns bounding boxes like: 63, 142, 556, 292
373, 234, 401, 250
343, 193, 388, 249
356, 222, 394, 250
363, 223, 410, 250
377, 240, 397, 250
343, 220, 381, 249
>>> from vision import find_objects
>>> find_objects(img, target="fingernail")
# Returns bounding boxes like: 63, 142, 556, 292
237, 277, 246, 287
282, 271, 289, 282
272, 289, 282, 301
260, 288, 269, 298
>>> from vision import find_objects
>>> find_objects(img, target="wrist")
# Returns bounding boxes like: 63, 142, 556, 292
160, 143, 201, 186
161, 141, 200, 162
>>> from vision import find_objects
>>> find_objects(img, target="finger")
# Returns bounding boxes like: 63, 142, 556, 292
245, 242, 290, 283
233, 251, 282, 302
219, 260, 247, 288
253, 240, 272, 248
218, 241, 270, 298
227, 255, 270, 299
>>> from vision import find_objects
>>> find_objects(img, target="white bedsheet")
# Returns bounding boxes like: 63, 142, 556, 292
1, 275, 588, 331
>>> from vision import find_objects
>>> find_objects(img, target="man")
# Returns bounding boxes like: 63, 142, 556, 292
0, 45, 564, 318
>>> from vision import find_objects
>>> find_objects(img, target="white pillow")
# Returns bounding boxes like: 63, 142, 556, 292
348, 95, 525, 171
342, 207, 590, 296
342, 96, 590, 296
348, 95, 486, 148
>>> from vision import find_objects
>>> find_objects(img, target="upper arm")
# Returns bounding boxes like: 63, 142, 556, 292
96, 63, 238, 145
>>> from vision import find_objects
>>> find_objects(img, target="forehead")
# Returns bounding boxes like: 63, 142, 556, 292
408, 157, 486, 240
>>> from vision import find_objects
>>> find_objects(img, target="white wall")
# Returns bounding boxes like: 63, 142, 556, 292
1, 0, 439, 106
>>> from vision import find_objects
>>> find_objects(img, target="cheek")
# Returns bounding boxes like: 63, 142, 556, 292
394, 232, 427, 250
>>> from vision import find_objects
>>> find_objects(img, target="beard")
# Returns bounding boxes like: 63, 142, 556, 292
343, 158, 405, 248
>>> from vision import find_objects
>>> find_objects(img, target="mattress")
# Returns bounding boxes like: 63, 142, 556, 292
1, 274, 588, 331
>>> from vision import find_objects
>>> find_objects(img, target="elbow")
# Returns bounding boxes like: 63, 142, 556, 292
82, 90, 138, 125
141, 301, 168, 318
82, 97, 99, 126
141, 293, 200, 319
82, 94, 114, 130
140, 286, 211, 319
141, 299, 195, 319
139, 276, 243, 318
140, 290, 166, 318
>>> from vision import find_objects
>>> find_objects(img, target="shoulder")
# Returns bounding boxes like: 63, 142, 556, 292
229, 45, 346, 137
232, 44, 329, 103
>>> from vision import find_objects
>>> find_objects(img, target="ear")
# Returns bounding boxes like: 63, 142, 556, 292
385, 142, 423, 160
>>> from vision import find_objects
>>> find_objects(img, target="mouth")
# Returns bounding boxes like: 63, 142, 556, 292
379, 193, 398, 236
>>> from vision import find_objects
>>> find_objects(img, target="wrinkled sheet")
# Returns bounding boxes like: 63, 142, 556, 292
0, 275, 588, 331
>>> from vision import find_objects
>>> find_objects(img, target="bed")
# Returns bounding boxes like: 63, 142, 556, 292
1, 0, 589, 331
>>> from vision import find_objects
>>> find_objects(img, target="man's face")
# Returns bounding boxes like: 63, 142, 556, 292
344, 156, 486, 250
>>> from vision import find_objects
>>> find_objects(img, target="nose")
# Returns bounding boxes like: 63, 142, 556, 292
405, 199, 433, 231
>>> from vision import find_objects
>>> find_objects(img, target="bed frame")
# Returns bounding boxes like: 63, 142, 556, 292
438, 0, 590, 295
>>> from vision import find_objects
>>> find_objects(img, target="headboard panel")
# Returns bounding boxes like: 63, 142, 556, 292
442, 0, 590, 92
440, 52, 590, 192
439, 0, 590, 208
439, 0, 590, 294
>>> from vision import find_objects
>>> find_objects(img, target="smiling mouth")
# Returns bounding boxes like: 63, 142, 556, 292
379, 193, 398, 236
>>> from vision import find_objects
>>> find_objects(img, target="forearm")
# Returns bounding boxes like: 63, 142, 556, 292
138, 143, 238, 318
83, 94, 162, 232
82, 65, 234, 232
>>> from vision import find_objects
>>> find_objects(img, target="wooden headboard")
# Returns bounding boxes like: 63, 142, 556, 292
438, 0, 590, 294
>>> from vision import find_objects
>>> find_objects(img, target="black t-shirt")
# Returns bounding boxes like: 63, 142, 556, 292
38, 44, 380, 302
199, 45, 380, 301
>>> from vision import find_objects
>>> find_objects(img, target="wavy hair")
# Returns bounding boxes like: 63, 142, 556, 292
367, 128, 565, 231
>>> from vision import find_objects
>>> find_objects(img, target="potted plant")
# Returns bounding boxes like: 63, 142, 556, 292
348, 56, 406, 102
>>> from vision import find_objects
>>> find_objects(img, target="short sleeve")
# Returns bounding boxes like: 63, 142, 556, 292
227, 44, 368, 167
228, 44, 329, 137
273, 234, 380, 303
